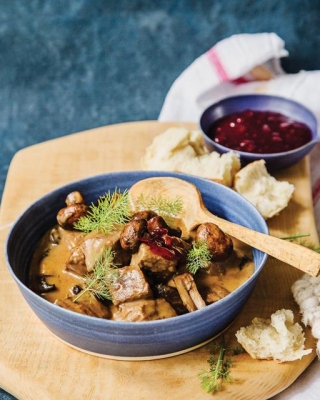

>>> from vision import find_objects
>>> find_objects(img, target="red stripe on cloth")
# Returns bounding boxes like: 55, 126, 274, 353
312, 177, 320, 204
206, 47, 230, 82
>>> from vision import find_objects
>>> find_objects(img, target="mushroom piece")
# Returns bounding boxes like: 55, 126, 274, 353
57, 203, 89, 230
132, 210, 157, 221
173, 273, 206, 312
203, 284, 231, 304
195, 222, 233, 261
33, 275, 56, 294
120, 218, 148, 252
65, 191, 86, 206
154, 283, 188, 315
147, 215, 182, 237
49, 227, 61, 245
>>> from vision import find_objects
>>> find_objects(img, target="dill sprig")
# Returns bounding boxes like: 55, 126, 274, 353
281, 233, 320, 253
74, 189, 131, 234
199, 336, 242, 394
186, 240, 211, 274
73, 248, 119, 303
136, 193, 183, 217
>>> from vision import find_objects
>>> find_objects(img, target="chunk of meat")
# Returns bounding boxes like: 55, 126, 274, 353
131, 243, 177, 273
81, 229, 130, 272
55, 293, 110, 318
112, 298, 177, 321
196, 223, 233, 261
173, 273, 206, 312
65, 246, 87, 276
109, 265, 152, 306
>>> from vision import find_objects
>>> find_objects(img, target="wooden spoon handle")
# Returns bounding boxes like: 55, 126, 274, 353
202, 211, 320, 277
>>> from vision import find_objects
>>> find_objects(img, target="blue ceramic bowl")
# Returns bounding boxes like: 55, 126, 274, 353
5, 171, 268, 360
200, 94, 319, 170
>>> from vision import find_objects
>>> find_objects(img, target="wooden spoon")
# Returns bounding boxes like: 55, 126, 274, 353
129, 176, 320, 277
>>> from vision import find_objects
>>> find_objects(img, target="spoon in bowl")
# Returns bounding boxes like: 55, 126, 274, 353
129, 176, 320, 277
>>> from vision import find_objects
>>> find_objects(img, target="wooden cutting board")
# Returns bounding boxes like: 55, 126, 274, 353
0, 121, 318, 400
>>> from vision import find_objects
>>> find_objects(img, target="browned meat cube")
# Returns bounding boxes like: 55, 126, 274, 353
65, 246, 87, 276
110, 265, 152, 306
131, 243, 177, 275
55, 293, 110, 318
82, 230, 123, 272
112, 298, 177, 321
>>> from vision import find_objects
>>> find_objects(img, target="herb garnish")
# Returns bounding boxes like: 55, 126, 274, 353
282, 233, 320, 253
199, 336, 243, 394
136, 193, 183, 217
73, 248, 119, 303
186, 240, 211, 274
74, 189, 131, 234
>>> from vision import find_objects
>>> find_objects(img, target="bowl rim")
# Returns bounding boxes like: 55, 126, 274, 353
5, 170, 269, 329
199, 94, 320, 157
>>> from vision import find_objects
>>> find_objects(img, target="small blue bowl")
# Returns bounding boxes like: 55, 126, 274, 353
5, 171, 268, 360
200, 94, 319, 170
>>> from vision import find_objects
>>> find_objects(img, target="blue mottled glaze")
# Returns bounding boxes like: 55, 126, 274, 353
200, 95, 319, 171
6, 171, 268, 359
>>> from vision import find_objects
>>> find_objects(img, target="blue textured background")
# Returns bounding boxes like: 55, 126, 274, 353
1, 1, 320, 398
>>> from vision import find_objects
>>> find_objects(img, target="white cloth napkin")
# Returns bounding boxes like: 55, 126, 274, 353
159, 32, 320, 234
158, 32, 320, 400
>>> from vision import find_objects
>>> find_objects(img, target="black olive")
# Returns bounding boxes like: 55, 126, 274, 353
71, 285, 82, 295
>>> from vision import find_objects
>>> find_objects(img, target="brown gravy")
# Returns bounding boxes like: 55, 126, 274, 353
29, 224, 254, 320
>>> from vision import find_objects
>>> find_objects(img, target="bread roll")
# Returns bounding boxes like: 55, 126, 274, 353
235, 309, 312, 362
233, 159, 294, 219
141, 127, 241, 187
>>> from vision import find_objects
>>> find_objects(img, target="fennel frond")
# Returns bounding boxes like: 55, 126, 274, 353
281, 233, 320, 253
74, 189, 131, 234
199, 336, 242, 394
73, 248, 118, 302
136, 193, 183, 217
186, 240, 211, 274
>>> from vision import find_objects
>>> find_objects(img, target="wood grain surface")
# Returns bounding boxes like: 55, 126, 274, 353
0, 121, 318, 400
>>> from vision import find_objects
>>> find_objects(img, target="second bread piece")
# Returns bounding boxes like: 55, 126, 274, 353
235, 309, 312, 362
141, 127, 241, 187
233, 159, 295, 219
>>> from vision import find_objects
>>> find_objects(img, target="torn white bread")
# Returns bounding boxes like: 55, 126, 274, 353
233, 159, 295, 219
235, 309, 312, 362
141, 127, 241, 187
292, 273, 320, 357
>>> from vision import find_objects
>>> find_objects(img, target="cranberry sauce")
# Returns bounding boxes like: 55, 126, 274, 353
208, 109, 312, 154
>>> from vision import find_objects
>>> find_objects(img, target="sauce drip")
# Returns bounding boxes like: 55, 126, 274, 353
208, 109, 312, 154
